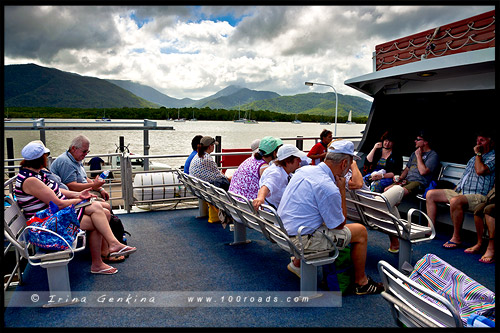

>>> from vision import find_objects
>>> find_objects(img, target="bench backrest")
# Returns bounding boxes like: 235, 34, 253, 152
227, 191, 267, 236
378, 260, 463, 328
257, 204, 302, 257
347, 189, 406, 237
438, 163, 466, 185
4, 196, 29, 259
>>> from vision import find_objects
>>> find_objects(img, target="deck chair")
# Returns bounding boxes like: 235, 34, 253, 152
3, 196, 86, 307
378, 260, 463, 327
258, 204, 339, 297
347, 189, 435, 271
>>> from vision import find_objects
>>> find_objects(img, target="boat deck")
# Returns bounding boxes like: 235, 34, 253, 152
4, 207, 495, 328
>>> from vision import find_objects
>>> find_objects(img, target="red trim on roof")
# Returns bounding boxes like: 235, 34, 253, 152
374, 10, 495, 71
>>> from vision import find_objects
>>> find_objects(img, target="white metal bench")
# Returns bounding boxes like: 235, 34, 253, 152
378, 260, 463, 327
258, 204, 339, 297
3, 195, 86, 307
176, 171, 339, 297
346, 189, 435, 271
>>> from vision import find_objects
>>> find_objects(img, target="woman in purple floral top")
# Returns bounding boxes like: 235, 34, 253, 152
228, 136, 283, 200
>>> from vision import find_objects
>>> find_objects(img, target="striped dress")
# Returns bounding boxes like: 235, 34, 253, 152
14, 168, 83, 220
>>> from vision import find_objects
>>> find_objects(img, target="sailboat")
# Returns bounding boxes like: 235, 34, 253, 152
346, 110, 356, 124
96, 110, 111, 122
292, 113, 302, 124
234, 104, 246, 123
244, 110, 258, 124
189, 110, 197, 121
174, 109, 186, 122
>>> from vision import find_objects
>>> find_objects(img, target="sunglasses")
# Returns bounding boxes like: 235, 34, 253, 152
415, 138, 424, 142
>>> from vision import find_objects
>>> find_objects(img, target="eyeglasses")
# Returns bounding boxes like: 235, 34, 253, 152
415, 138, 424, 142
77, 147, 90, 154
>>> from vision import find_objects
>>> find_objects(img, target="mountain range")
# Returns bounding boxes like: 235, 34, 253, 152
4, 64, 371, 117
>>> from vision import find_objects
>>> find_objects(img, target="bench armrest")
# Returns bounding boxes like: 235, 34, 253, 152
406, 208, 436, 242
19, 226, 75, 266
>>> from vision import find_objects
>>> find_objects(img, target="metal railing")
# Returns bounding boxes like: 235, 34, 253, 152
4, 135, 363, 213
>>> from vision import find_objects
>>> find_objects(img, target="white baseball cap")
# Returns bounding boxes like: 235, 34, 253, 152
250, 139, 261, 153
277, 144, 307, 161
21, 141, 50, 160
327, 140, 360, 160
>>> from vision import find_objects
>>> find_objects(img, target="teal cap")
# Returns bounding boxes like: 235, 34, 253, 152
259, 136, 283, 155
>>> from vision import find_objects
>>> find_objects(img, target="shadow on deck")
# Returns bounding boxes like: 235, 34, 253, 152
3, 208, 495, 328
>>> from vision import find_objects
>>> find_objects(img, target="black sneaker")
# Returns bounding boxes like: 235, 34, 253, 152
354, 276, 384, 295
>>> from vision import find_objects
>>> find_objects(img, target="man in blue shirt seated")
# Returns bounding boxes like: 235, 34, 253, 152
183, 135, 203, 174
50, 135, 109, 200
426, 131, 495, 249
278, 140, 384, 295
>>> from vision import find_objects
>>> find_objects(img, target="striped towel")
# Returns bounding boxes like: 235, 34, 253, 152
408, 254, 495, 326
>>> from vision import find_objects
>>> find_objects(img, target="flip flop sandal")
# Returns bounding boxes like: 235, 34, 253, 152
91, 266, 118, 275
464, 248, 481, 254
479, 257, 495, 264
102, 254, 126, 263
442, 241, 461, 249
109, 245, 137, 258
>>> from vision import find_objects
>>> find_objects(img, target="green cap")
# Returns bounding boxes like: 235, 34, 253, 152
259, 136, 283, 155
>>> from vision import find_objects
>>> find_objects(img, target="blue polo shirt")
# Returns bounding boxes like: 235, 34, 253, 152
278, 162, 344, 236
184, 150, 197, 175
50, 151, 88, 185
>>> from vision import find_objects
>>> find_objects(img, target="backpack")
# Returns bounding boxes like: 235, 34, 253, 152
109, 214, 131, 245
321, 246, 354, 294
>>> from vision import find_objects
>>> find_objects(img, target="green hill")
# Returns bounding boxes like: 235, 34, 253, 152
242, 92, 371, 118
4, 64, 158, 108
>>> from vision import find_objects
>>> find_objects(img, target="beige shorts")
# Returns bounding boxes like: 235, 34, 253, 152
442, 189, 487, 211
291, 225, 352, 253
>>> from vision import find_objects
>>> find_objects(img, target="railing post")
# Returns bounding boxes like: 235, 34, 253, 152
35, 118, 46, 144
7, 138, 15, 178
296, 136, 303, 150
143, 120, 154, 172
215, 135, 222, 167
122, 153, 134, 213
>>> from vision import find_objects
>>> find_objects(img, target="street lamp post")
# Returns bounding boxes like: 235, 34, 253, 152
305, 81, 338, 136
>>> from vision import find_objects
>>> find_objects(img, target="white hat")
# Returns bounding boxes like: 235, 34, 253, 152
328, 140, 360, 160
21, 141, 50, 160
250, 139, 261, 153
277, 144, 307, 161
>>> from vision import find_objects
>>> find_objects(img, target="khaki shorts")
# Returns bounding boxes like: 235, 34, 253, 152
403, 181, 424, 195
442, 189, 487, 211
291, 225, 352, 253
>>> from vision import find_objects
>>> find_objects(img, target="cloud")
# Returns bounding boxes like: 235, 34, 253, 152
4, 5, 494, 100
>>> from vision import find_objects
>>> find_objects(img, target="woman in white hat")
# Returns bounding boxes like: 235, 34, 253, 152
14, 141, 136, 275
253, 144, 307, 211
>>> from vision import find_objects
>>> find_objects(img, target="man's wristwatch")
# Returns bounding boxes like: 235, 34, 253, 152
476, 152, 482, 157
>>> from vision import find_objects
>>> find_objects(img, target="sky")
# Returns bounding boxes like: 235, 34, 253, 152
3, 4, 495, 101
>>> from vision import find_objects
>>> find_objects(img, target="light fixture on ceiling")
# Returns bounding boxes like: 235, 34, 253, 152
417, 72, 436, 77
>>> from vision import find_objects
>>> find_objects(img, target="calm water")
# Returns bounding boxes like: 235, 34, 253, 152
4, 119, 365, 168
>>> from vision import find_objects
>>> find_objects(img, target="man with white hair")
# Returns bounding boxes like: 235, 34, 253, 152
278, 140, 384, 295
50, 135, 109, 200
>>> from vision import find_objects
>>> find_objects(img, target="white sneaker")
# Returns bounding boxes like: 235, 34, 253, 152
287, 259, 300, 278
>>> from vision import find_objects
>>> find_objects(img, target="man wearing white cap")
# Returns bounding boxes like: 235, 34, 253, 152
253, 144, 306, 210
278, 140, 384, 295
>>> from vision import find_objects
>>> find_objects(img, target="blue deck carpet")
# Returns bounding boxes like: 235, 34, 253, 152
3, 208, 495, 328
